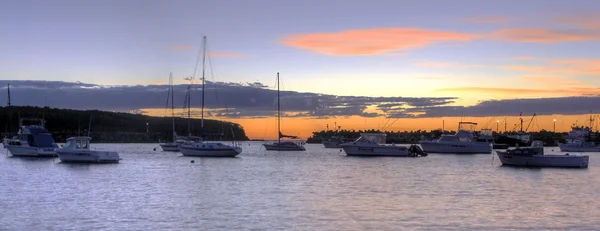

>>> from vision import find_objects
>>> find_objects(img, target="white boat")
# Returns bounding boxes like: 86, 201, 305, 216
264, 141, 306, 151
341, 133, 427, 157
495, 141, 589, 168
262, 73, 305, 151
180, 142, 242, 157
559, 126, 600, 152
177, 36, 242, 157
6, 118, 58, 157
419, 122, 492, 154
56, 136, 120, 163
159, 73, 182, 152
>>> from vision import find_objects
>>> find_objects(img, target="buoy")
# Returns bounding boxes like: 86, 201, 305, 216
191, 160, 195, 163
153, 148, 156, 151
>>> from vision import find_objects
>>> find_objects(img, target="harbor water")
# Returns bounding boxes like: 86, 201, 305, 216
1, 142, 599, 230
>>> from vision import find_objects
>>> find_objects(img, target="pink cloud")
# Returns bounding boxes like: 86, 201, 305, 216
553, 14, 600, 30
465, 16, 515, 24
488, 28, 600, 43
280, 27, 479, 56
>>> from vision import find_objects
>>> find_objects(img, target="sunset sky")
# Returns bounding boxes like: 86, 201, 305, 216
2, 0, 600, 139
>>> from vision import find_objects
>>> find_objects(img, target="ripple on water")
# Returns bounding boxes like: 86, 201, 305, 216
0, 143, 599, 230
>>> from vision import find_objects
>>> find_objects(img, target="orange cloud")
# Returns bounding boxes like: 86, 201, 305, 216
465, 16, 515, 24
488, 28, 600, 43
166, 45, 196, 51
281, 27, 479, 55
208, 52, 248, 58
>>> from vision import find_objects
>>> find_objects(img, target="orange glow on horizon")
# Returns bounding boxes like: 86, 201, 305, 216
141, 108, 597, 140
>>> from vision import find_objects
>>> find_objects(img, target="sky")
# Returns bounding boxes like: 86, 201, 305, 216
1, 0, 600, 139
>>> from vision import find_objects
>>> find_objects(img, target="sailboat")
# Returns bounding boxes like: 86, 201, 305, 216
179, 36, 242, 157
159, 73, 185, 152
263, 72, 306, 151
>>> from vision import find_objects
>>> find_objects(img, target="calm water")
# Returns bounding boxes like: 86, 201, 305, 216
1, 142, 599, 230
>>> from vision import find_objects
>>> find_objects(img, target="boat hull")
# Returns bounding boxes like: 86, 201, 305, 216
180, 144, 241, 157
341, 145, 412, 157
419, 142, 491, 154
322, 141, 342, 148
495, 151, 588, 168
57, 150, 120, 163
559, 144, 600, 152
6, 145, 57, 157
160, 143, 180, 152
263, 144, 306, 151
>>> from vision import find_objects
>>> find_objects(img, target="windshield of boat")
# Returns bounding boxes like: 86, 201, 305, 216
355, 133, 386, 144
64, 139, 75, 149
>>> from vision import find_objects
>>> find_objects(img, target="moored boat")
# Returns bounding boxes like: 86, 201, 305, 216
56, 136, 121, 163
495, 141, 588, 168
6, 118, 58, 157
341, 133, 427, 157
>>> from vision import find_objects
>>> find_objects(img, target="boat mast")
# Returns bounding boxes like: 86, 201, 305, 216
200, 36, 207, 138
170, 73, 175, 141
277, 72, 280, 144
7, 84, 11, 107
187, 85, 191, 137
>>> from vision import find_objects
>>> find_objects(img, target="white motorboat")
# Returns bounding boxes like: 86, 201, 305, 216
262, 73, 306, 151
419, 122, 492, 154
6, 118, 58, 157
559, 126, 600, 152
56, 136, 120, 163
177, 36, 242, 157
495, 141, 589, 168
341, 133, 427, 157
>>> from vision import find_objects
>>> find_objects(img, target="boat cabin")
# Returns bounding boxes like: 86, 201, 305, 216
63, 137, 92, 150
17, 125, 57, 148
506, 140, 544, 156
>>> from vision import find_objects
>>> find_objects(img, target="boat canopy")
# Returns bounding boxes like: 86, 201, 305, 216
356, 133, 386, 144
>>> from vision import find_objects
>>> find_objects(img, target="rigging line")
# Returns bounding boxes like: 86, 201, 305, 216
190, 33, 205, 82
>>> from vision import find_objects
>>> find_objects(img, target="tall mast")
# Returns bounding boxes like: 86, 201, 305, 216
200, 36, 207, 137
277, 72, 280, 144
7, 84, 11, 106
187, 85, 191, 136
170, 73, 175, 141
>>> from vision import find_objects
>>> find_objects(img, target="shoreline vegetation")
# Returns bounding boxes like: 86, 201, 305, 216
0, 106, 249, 143
306, 129, 586, 146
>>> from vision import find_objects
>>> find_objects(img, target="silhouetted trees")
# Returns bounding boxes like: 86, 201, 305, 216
0, 106, 248, 142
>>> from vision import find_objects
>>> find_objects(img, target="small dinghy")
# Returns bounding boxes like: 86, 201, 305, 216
495, 141, 588, 168
56, 137, 121, 163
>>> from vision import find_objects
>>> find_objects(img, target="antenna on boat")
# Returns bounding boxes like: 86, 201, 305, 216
87, 115, 92, 137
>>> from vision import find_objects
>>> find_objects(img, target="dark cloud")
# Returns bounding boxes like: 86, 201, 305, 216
1, 80, 597, 118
